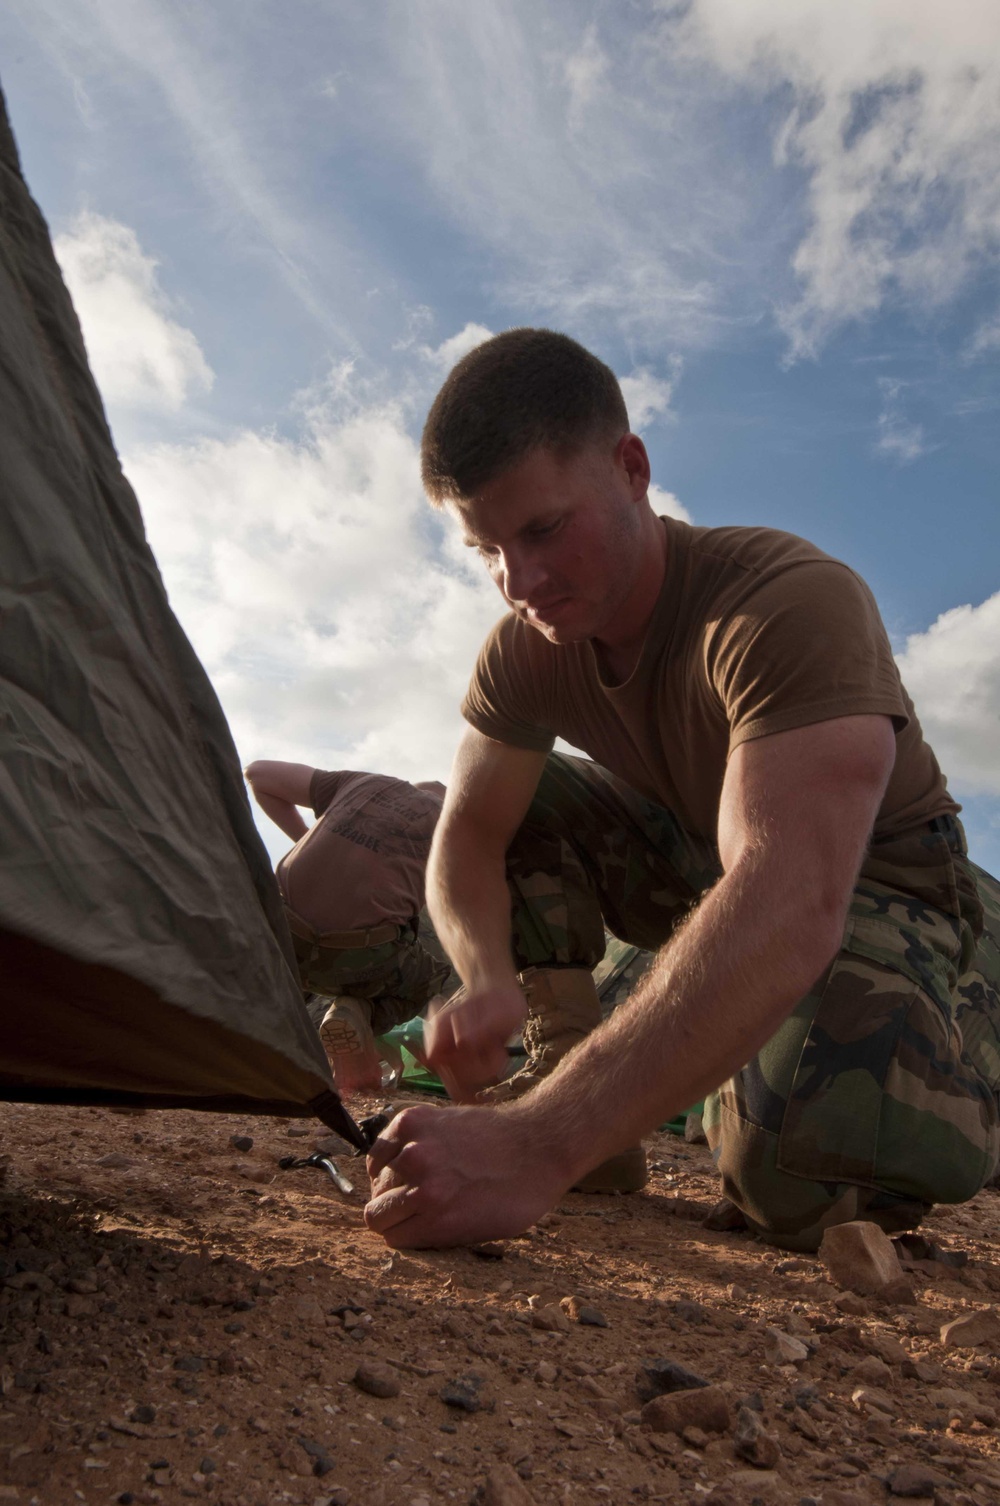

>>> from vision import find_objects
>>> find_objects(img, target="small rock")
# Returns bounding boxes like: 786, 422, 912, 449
764, 1327, 809, 1365
199, 1457, 216, 1475
130, 1404, 156, 1424
732, 1404, 781, 1469
671, 1298, 711, 1324
96, 1152, 134, 1170
534, 1361, 558, 1384
863, 1332, 910, 1365
65, 1294, 97, 1319
702, 1197, 748, 1232
173, 1355, 203, 1373
850, 1355, 892, 1386
469, 1242, 505, 1260
833, 1292, 871, 1317
887, 1462, 951, 1496
353, 1361, 400, 1399
298, 1437, 334, 1476
559, 1295, 608, 1327
818, 1220, 904, 1297
641, 1383, 730, 1435
940, 1308, 1000, 1351
480, 1463, 536, 1505
530, 1304, 570, 1333
681, 1425, 710, 1448
440, 1372, 485, 1412
900, 1356, 941, 1383
851, 1384, 895, 1416
229, 1135, 254, 1153
286, 1124, 312, 1137
636, 1358, 709, 1404
684, 1108, 708, 1144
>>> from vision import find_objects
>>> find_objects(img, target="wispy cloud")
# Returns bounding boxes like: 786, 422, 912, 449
55, 212, 213, 412
620, 358, 682, 433
681, 0, 1000, 357
873, 377, 927, 465
896, 591, 1000, 797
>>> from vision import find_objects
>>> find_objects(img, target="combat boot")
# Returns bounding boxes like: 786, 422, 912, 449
478, 966, 647, 1194
317, 995, 383, 1093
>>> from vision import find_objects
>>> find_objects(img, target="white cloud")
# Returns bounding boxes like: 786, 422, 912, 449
896, 592, 1000, 796
124, 380, 502, 792
564, 23, 608, 130
619, 358, 681, 432
55, 212, 213, 412
648, 483, 690, 525
420, 322, 495, 371
873, 377, 927, 465
681, 0, 1000, 355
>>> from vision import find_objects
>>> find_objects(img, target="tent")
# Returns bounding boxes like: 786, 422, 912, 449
0, 86, 364, 1152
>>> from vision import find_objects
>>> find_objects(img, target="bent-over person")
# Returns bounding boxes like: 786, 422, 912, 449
245, 761, 455, 1092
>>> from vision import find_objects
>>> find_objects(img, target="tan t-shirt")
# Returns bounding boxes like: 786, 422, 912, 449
276, 771, 443, 933
461, 517, 956, 843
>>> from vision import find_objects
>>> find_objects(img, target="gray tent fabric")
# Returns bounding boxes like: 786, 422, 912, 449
0, 86, 364, 1150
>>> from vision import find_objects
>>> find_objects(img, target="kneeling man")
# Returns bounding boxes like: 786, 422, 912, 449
364, 329, 1000, 1251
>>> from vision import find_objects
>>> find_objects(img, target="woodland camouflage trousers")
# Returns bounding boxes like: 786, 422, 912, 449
504, 753, 1000, 1251
295, 910, 458, 1037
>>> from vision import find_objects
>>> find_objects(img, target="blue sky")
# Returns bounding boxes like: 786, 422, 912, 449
2, 0, 999, 872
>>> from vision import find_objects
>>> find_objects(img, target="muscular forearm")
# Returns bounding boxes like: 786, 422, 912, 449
250, 790, 309, 841
426, 823, 519, 991
513, 854, 845, 1184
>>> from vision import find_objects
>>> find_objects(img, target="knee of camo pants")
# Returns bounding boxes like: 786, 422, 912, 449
701, 917, 1000, 1252
703, 1094, 932, 1252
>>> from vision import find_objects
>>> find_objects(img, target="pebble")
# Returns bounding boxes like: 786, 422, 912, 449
833, 1293, 871, 1317
353, 1361, 400, 1399
230, 1135, 254, 1153
96, 1152, 134, 1170
818, 1220, 906, 1297
641, 1382, 730, 1435
130, 1404, 156, 1424
900, 1356, 941, 1383
480, 1463, 536, 1505
535, 1360, 558, 1383
940, 1308, 1000, 1351
733, 1405, 781, 1469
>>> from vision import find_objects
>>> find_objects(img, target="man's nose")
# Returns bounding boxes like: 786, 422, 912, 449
500, 547, 547, 603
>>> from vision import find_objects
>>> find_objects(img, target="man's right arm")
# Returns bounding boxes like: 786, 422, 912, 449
425, 726, 547, 1100
243, 760, 315, 842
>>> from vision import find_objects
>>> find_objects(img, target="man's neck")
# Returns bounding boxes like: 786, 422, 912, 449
593, 512, 668, 687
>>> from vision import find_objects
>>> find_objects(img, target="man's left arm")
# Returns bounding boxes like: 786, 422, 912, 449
364, 713, 896, 1248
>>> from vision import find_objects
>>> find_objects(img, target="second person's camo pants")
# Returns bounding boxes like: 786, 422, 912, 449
503, 753, 1000, 1251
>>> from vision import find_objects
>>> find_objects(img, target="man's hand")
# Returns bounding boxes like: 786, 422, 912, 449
423, 984, 527, 1101
364, 1101, 565, 1248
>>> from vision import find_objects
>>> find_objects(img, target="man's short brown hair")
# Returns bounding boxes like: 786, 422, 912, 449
420, 328, 629, 506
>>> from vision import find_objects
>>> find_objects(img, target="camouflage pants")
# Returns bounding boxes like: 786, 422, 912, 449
506, 754, 1000, 1251
295, 910, 458, 1037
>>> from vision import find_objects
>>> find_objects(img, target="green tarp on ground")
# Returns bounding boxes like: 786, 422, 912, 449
0, 85, 361, 1149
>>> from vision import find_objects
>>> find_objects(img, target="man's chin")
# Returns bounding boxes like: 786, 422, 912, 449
517, 606, 590, 643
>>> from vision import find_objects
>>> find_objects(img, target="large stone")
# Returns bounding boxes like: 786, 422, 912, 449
636, 1358, 709, 1404
939, 1308, 1000, 1351
818, 1221, 903, 1296
641, 1383, 730, 1435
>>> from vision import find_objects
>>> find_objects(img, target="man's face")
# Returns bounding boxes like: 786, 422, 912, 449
446, 437, 649, 648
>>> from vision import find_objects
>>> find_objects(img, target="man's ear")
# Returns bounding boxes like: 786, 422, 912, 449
617, 432, 651, 501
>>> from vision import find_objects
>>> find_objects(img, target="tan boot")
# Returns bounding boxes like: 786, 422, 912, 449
478, 966, 647, 1194
318, 995, 382, 1093
478, 966, 601, 1104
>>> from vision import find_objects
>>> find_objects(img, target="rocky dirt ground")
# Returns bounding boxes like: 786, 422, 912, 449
3, 1092, 1000, 1506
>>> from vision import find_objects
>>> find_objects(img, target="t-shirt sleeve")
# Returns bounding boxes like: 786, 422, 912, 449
461, 615, 557, 752
310, 769, 350, 818
710, 561, 909, 750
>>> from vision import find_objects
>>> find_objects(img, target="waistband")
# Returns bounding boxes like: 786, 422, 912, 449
283, 908, 406, 950
871, 812, 964, 847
